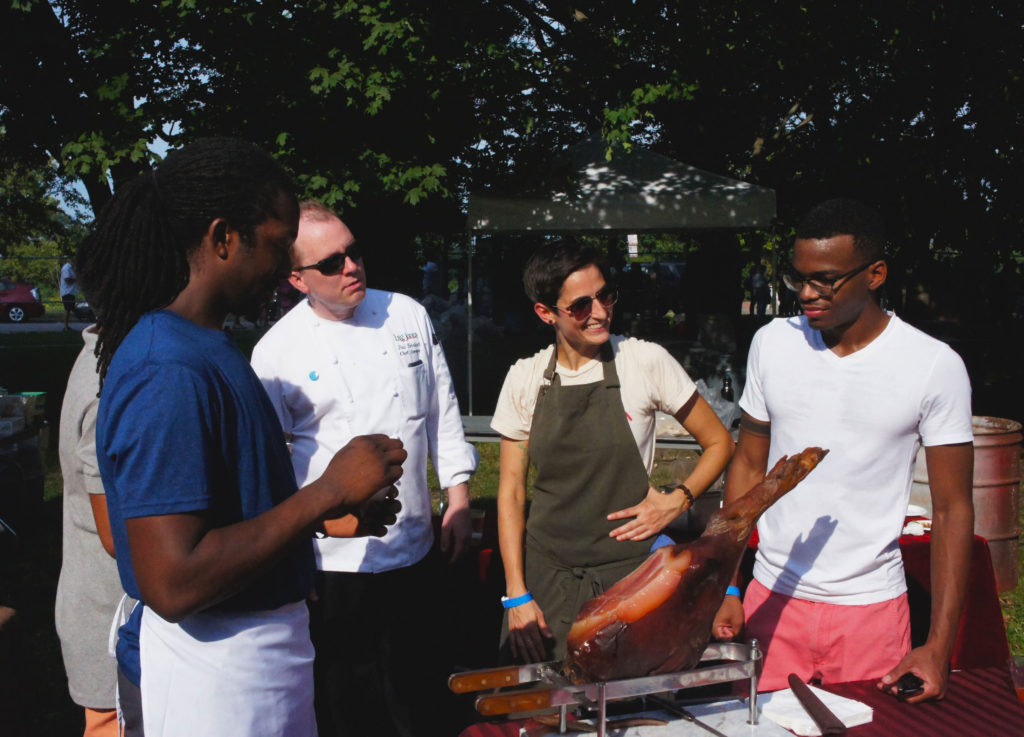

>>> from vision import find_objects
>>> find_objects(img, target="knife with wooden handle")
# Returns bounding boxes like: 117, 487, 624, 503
448, 661, 560, 694
788, 674, 848, 735
448, 664, 526, 693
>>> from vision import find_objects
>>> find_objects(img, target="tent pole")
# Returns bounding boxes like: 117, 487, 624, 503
770, 225, 779, 316
467, 234, 475, 415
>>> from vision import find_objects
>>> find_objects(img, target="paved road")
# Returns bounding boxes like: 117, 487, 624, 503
0, 319, 94, 334
0, 318, 270, 335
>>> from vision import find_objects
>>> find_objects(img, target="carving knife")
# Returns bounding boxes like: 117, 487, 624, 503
646, 694, 730, 737
787, 674, 848, 735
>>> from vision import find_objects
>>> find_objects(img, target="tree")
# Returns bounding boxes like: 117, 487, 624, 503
1, 1, 1021, 318
0, 1, 172, 214
579, 2, 1024, 318
0, 145, 87, 286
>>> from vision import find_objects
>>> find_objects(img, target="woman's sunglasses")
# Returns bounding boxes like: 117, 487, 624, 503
294, 243, 363, 276
551, 286, 618, 321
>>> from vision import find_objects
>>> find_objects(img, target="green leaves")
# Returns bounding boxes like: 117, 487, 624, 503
96, 74, 130, 101
602, 78, 698, 148
0, 0, 1021, 309
61, 134, 152, 178
309, 57, 359, 95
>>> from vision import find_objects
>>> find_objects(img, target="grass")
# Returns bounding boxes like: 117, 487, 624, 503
1002, 506, 1024, 652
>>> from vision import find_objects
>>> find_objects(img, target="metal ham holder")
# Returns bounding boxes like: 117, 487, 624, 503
450, 640, 763, 737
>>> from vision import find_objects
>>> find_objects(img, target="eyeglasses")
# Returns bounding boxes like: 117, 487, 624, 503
551, 285, 618, 321
294, 243, 363, 276
782, 261, 874, 298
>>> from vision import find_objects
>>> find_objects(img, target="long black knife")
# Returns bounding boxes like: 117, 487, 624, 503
787, 674, 848, 735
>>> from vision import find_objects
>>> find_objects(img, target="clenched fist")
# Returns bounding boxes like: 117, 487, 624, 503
323, 489, 402, 538
317, 434, 406, 520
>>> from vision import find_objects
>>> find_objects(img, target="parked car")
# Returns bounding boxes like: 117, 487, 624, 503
74, 301, 97, 321
0, 279, 45, 322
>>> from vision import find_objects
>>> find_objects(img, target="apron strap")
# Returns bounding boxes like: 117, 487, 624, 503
542, 342, 619, 387
598, 341, 620, 389
542, 344, 558, 387
108, 593, 137, 658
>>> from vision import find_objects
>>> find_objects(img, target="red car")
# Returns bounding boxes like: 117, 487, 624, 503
0, 279, 45, 322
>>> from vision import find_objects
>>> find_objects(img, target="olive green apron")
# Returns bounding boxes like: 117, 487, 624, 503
503, 341, 652, 662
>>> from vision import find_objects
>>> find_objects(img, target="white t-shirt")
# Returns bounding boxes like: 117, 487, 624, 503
60, 262, 77, 298
252, 291, 478, 573
490, 335, 697, 473
741, 314, 973, 604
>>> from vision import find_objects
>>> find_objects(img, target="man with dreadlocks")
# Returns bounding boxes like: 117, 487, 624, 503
76, 137, 406, 737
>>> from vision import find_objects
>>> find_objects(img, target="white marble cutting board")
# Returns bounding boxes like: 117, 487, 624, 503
523, 698, 794, 736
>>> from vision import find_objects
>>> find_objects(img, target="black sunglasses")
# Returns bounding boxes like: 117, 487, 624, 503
551, 286, 618, 321
782, 261, 874, 298
294, 243, 363, 276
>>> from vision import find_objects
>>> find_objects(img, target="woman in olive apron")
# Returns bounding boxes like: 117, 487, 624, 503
492, 243, 735, 663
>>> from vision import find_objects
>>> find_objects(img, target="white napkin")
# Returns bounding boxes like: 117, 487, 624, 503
761, 683, 873, 736
902, 520, 926, 536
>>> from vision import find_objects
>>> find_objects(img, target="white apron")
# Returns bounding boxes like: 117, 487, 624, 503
139, 600, 316, 737
108, 593, 139, 732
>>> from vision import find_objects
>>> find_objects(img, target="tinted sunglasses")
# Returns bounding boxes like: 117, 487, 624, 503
294, 243, 363, 276
552, 286, 618, 321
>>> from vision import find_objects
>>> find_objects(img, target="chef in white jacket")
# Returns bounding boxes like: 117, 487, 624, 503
251, 201, 478, 737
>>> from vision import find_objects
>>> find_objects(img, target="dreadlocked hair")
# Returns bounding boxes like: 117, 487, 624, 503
76, 137, 295, 385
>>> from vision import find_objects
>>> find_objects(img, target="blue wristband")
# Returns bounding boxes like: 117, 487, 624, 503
501, 592, 533, 609
726, 585, 741, 598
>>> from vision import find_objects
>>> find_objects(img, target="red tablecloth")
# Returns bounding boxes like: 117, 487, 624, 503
458, 667, 1024, 737
900, 532, 1010, 669
830, 667, 1024, 736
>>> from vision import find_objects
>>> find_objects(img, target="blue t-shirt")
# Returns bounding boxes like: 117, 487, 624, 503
97, 311, 316, 684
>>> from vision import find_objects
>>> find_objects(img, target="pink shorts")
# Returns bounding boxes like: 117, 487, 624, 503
743, 578, 911, 692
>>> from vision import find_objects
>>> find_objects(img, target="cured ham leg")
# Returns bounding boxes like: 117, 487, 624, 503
564, 447, 828, 683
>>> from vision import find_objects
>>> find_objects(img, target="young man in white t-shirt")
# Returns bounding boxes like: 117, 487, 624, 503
713, 198, 974, 702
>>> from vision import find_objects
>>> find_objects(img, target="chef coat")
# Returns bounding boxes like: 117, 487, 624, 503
252, 290, 477, 573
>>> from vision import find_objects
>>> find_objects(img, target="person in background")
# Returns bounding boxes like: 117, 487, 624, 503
76, 137, 406, 737
492, 241, 735, 663
55, 325, 136, 737
251, 202, 478, 737
713, 198, 974, 702
422, 259, 441, 298
60, 257, 77, 331
746, 263, 771, 317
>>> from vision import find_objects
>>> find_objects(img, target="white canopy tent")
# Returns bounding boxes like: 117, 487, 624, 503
460, 137, 777, 412
466, 136, 777, 234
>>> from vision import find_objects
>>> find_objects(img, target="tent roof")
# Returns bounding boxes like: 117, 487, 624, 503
466, 137, 776, 234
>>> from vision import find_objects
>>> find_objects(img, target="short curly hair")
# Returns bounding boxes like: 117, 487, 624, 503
796, 198, 885, 262
522, 241, 611, 307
